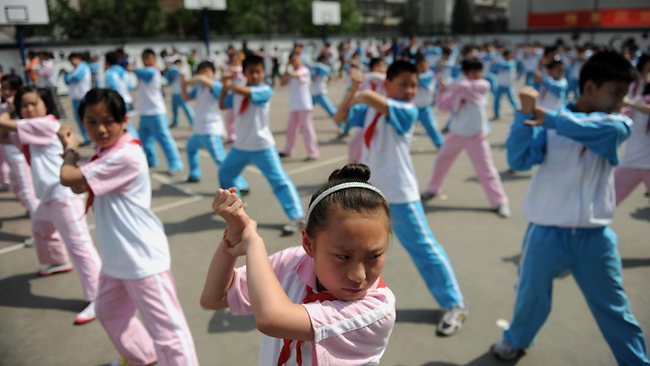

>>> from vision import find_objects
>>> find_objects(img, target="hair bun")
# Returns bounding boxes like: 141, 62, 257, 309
328, 163, 371, 183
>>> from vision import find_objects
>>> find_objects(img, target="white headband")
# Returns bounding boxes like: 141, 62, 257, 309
306, 182, 386, 223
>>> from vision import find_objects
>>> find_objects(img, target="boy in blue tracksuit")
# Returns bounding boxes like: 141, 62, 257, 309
414, 54, 444, 149
335, 60, 467, 336
105, 51, 138, 138
492, 50, 520, 120
182, 61, 248, 191
494, 51, 650, 365
133, 48, 183, 173
62, 53, 92, 144
166, 57, 194, 128
218, 55, 304, 236
536, 58, 568, 112
310, 54, 337, 119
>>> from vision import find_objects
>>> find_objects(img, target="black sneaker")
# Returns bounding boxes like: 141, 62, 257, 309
239, 188, 250, 197
279, 152, 290, 158
420, 191, 437, 202
186, 176, 200, 183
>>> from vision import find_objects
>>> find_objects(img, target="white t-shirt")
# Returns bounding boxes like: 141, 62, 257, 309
310, 63, 330, 96
190, 81, 224, 136
16, 116, 74, 203
437, 79, 490, 137
135, 67, 167, 116
413, 70, 436, 108
349, 99, 420, 204
620, 96, 650, 169
64, 62, 92, 101
80, 133, 170, 279
229, 84, 276, 151
288, 65, 313, 111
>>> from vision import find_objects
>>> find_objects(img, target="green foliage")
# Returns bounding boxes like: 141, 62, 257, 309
451, 0, 473, 34
19, 0, 362, 40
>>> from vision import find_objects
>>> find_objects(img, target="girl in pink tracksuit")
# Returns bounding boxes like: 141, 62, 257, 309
421, 58, 510, 217
0, 86, 100, 325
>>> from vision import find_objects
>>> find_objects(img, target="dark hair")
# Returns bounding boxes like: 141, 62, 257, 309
242, 54, 264, 70
1, 74, 23, 91
503, 50, 512, 58
316, 54, 327, 63
636, 53, 649, 73
68, 52, 82, 61
142, 48, 156, 58
14, 86, 60, 119
105, 51, 119, 66
579, 51, 637, 93
368, 57, 384, 71
545, 58, 564, 71
305, 164, 390, 238
78, 89, 127, 122
196, 60, 216, 73
386, 60, 417, 81
414, 52, 426, 65
461, 58, 483, 72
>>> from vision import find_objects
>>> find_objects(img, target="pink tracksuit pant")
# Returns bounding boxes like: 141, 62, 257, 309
32, 195, 101, 301
96, 271, 198, 366
225, 109, 236, 142
427, 132, 508, 207
282, 110, 319, 159
348, 129, 363, 164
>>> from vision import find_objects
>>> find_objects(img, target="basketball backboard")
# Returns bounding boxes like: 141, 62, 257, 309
312, 1, 341, 26
0, 0, 49, 25
184, 0, 227, 10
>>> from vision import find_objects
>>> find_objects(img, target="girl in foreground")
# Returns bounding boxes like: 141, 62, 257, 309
202, 163, 396, 365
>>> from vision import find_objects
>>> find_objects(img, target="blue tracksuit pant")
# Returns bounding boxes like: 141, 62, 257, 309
312, 94, 336, 118
71, 99, 91, 143
219, 147, 303, 220
186, 133, 248, 190
171, 94, 194, 127
390, 201, 464, 309
493, 86, 520, 119
139, 114, 183, 171
418, 106, 444, 149
503, 224, 650, 366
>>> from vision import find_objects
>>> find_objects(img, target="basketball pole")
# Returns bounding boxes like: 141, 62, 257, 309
15, 25, 29, 84
202, 8, 211, 57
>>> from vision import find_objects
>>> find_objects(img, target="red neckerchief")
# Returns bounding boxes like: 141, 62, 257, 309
21, 145, 31, 166
363, 111, 383, 150
239, 95, 250, 115
277, 277, 387, 366
85, 138, 142, 213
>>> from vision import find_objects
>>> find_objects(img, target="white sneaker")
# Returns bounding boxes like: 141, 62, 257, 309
74, 301, 96, 325
37, 262, 73, 277
492, 339, 523, 360
23, 237, 36, 247
496, 204, 511, 218
281, 218, 305, 236
436, 305, 468, 336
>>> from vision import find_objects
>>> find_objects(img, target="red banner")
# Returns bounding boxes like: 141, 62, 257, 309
528, 8, 650, 29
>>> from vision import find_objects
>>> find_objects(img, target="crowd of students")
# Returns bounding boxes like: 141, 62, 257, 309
0, 35, 648, 365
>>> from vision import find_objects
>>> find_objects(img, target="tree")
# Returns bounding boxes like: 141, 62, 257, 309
451, 0, 473, 34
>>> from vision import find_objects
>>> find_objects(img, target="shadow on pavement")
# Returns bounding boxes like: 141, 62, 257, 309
422, 204, 496, 214
0, 231, 30, 243
207, 310, 256, 333
464, 171, 532, 183
502, 253, 650, 270
630, 206, 650, 222
0, 272, 87, 312
164, 212, 225, 237
421, 349, 523, 366
395, 308, 441, 325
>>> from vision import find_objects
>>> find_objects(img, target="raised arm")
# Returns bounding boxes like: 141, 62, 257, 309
206, 189, 314, 341
57, 125, 88, 194
334, 70, 363, 123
